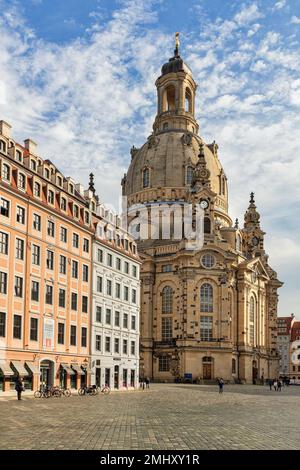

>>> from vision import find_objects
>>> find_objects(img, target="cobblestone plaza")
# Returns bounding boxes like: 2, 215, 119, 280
1, 384, 300, 450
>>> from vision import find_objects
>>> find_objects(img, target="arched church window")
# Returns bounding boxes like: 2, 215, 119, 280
249, 296, 256, 345
185, 88, 192, 113
163, 122, 169, 130
165, 85, 176, 111
186, 166, 194, 184
142, 168, 150, 188
204, 217, 211, 234
162, 286, 173, 314
236, 234, 242, 252
200, 283, 213, 313
232, 358, 236, 374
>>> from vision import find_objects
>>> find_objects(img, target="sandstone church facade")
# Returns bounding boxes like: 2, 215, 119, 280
122, 36, 282, 384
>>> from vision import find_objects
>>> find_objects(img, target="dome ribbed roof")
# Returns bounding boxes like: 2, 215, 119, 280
161, 55, 192, 77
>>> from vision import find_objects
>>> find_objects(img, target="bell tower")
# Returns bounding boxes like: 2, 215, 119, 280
153, 33, 199, 135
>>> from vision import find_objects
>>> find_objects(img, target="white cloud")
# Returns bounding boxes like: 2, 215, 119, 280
273, 0, 286, 11
291, 15, 300, 25
234, 3, 263, 26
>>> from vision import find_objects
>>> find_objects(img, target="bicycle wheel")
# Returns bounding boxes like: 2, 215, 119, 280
53, 389, 61, 398
64, 388, 71, 397
78, 388, 85, 396
34, 390, 41, 398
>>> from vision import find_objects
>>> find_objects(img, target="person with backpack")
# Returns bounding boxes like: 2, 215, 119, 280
217, 377, 224, 394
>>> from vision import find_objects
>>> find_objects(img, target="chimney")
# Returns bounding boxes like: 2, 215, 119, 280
75, 183, 84, 197
24, 138, 37, 155
0, 120, 12, 139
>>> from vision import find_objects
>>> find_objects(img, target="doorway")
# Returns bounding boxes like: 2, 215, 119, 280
252, 360, 258, 384
114, 365, 119, 389
40, 360, 54, 388
96, 368, 101, 387
105, 368, 110, 387
202, 357, 213, 380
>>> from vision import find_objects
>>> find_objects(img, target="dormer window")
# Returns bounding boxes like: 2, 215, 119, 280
60, 197, 67, 211
57, 176, 62, 187
142, 168, 150, 188
84, 211, 90, 225
91, 201, 96, 212
33, 181, 41, 197
0, 140, 6, 153
15, 150, 22, 162
44, 168, 50, 180
48, 189, 55, 205
18, 173, 26, 190
30, 160, 37, 171
69, 184, 74, 194
2, 163, 10, 181
73, 204, 79, 219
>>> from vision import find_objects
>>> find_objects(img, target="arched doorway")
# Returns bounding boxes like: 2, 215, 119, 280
252, 360, 258, 384
202, 356, 213, 380
40, 359, 55, 388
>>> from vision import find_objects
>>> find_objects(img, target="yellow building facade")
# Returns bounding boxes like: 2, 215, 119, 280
122, 39, 283, 384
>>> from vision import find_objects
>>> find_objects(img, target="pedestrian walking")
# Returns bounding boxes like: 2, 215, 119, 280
145, 377, 150, 389
273, 379, 278, 391
277, 380, 282, 392
268, 379, 273, 391
15, 377, 24, 400
217, 378, 224, 394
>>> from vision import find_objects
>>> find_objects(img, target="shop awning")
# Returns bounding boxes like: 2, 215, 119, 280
11, 361, 28, 376
61, 363, 75, 375
25, 362, 40, 375
0, 361, 14, 376
71, 363, 85, 376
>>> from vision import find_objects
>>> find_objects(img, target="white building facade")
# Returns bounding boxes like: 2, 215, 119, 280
91, 205, 140, 390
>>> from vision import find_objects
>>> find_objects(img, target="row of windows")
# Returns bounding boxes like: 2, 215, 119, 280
95, 276, 137, 303
94, 335, 136, 355
0, 274, 89, 311
161, 284, 214, 314
159, 316, 213, 342
96, 248, 138, 277
94, 306, 136, 330
0, 312, 88, 346
0, 162, 91, 223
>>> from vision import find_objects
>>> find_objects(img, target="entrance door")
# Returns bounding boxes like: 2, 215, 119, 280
105, 368, 110, 387
96, 368, 101, 387
203, 364, 212, 380
114, 366, 119, 389
252, 361, 258, 384
40, 360, 54, 388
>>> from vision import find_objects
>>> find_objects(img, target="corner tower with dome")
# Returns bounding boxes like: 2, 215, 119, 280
122, 35, 282, 384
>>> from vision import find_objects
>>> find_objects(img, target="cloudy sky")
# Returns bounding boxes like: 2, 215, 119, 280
0, 0, 299, 316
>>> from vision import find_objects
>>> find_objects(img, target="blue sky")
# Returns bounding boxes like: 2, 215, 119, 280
0, 0, 300, 315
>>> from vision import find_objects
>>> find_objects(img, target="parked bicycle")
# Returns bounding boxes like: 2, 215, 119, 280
78, 385, 97, 396
101, 384, 111, 395
34, 385, 51, 398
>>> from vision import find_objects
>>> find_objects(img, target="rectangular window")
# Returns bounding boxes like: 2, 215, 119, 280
107, 253, 112, 267
45, 285, 53, 305
33, 182, 40, 197
124, 261, 129, 274
31, 281, 39, 302
16, 206, 25, 224
71, 293, 78, 311
72, 260, 78, 279
95, 335, 101, 351
2, 164, 10, 180
59, 289, 66, 308
0, 198, 10, 217
116, 258, 121, 270
114, 338, 120, 354
97, 276, 102, 293
159, 356, 170, 372
73, 204, 79, 219
70, 325, 76, 346
46, 250, 54, 270
132, 265, 137, 277
48, 189, 55, 205
59, 255, 66, 274
14, 276, 23, 297
115, 311, 120, 327
131, 316, 136, 331
96, 306, 102, 323
105, 336, 111, 352
15, 238, 24, 260
106, 279, 112, 296
105, 308, 111, 325
131, 341, 135, 356
200, 316, 213, 341
81, 327, 87, 347
0, 232, 9, 254
30, 318, 38, 341
60, 227, 67, 243
115, 283, 121, 299
60, 197, 67, 211
32, 244, 40, 266
162, 264, 172, 272
0, 312, 5, 337
123, 339, 128, 355
83, 265, 89, 282
33, 213, 41, 231
58, 323, 65, 344
123, 313, 128, 329
73, 233, 79, 248
47, 220, 55, 237
162, 317, 173, 341
13, 315, 22, 339
124, 286, 129, 301
132, 289, 137, 304
0, 272, 7, 294
97, 249, 103, 263
83, 238, 89, 253
82, 296, 88, 313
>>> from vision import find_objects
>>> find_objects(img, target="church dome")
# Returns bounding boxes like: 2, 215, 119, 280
161, 56, 193, 77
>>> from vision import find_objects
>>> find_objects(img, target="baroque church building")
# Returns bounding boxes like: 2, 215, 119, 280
122, 36, 283, 384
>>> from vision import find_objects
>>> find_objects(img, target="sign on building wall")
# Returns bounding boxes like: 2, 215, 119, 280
43, 318, 55, 350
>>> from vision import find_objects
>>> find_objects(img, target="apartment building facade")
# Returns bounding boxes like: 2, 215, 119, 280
91, 203, 140, 390
277, 314, 295, 377
0, 120, 97, 391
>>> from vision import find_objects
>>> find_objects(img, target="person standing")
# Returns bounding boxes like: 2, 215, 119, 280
218, 378, 224, 394
273, 379, 278, 391
145, 377, 150, 389
277, 380, 282, 392
15, 377, 24, 400
269, 379, 273, 391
